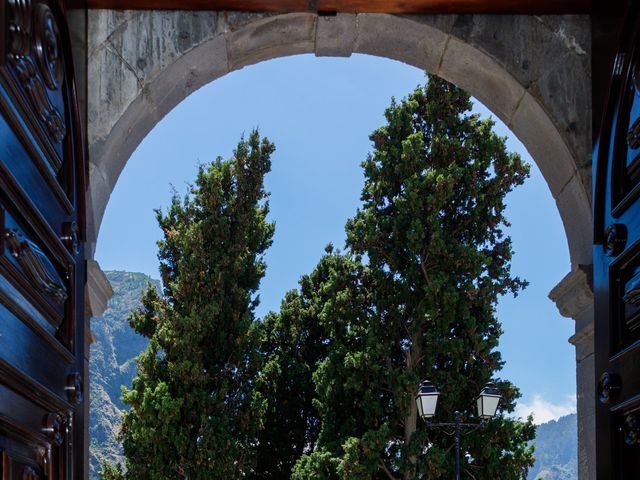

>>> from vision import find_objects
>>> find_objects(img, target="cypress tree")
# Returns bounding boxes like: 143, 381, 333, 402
293, 76, 535, 480
102, 130, 275, 480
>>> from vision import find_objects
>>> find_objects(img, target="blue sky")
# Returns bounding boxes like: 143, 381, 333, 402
96, 54, 576, 424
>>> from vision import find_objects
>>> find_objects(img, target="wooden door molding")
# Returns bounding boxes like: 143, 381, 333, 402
0, 1, 87, 479
594, 4, 640, 477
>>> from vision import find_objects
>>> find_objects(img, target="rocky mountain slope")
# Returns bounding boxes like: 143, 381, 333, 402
527, 413, 577, 480
89, 270, 577, 480
89, 271, 156, 479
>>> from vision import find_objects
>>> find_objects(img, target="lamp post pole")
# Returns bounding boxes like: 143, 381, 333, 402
454, 411, 461, 480
415, 381, 502, 479
423, 413, 484, 480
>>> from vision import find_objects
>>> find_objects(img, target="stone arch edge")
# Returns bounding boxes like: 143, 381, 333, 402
86, 12, 591, 272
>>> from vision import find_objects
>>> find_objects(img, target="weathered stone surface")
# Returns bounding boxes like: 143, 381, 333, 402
87, 10, 136, 56
88, 45, 141, 143
90, 92, 160, 190
555, 174, 593, 267
550, 266, 595, 362
85, 259, 114, 322
438, 35, 525, 125
549, 265, 594, 480
217, 11, 276, 32
144, 36, 228, 120
509, 90, 593, 268
87, 10, 221, 148
86, 161, 111, 257
354, 14, 448, 73
511, 92, 575, 194
226, 13, 316, 70
412, 14, 592, 201
572, 325, 595, 363
548, 266, 594, 362
315, 13, 356, 57
576, 351, 596, 480
531, 41, 591, 180
549, 266, 593, 320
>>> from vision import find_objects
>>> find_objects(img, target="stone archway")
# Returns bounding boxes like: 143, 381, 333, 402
86, 12, 591, 266
84, 11, 594, 478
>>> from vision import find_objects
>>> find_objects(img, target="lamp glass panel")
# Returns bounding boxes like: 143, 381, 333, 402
478, 395, 501, 419
418, 394, 438, 418
483, 395, 501, 418
416, 396, 424, 418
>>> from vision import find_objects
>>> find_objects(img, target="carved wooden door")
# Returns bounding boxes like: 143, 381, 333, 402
594, 5, 640, 478
0, 1, 86, 480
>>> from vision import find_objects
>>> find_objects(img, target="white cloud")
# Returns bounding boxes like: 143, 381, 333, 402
513, 394, 576, 425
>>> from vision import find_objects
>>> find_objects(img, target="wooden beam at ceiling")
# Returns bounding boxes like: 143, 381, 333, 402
68, 0, 602, 14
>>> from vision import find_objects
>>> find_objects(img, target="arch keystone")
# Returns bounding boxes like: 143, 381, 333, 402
315, 13, 356, 57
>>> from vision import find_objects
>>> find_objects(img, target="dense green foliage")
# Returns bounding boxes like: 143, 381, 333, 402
103, 76, 537, 480
90, 276, 576, 480
251, 251, 349, 478
102, 131, 275, 480
291, 76, 535, 479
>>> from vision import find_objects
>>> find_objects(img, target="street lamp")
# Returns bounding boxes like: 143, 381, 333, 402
415, 381, 502, 480
477, 382, 501, 420
415, 380, 439, 419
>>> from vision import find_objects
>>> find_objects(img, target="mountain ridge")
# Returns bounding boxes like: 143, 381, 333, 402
527, 413, 577, 480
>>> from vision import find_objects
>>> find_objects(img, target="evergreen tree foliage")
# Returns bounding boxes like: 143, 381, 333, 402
101, 130, 275, 480
104, 76, 536, 480
292, 76, 535, 480
252, 247, 352, 478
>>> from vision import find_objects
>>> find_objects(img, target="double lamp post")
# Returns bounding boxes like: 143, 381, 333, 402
415, 381, 502, 480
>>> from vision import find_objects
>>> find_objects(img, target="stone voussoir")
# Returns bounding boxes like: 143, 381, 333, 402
438, 35, 525, 126
225, 12, 317, 71
354, 13, 448, 73
315, 13, 357, 57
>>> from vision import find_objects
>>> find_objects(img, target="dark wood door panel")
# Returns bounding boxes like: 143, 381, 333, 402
0, 164, 77, 295
0, 0, 73, 195
609, 240, 640, 353
594, 5, 640, 478
0, 110, 72, 229
0, 302, 73, 399
605, 349, 640, 413
0, 264, 60, 342
1, 207, 72, 332
2, 449, 47, 480
609, 412, 640, 479
0, 202, 78, 352
610, 28, 640, 217
0, 382, 73, 480
0, 80, 69, 206
0, 0, 86, 479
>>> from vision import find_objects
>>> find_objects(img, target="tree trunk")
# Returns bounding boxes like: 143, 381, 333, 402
403, 330, 422, 480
